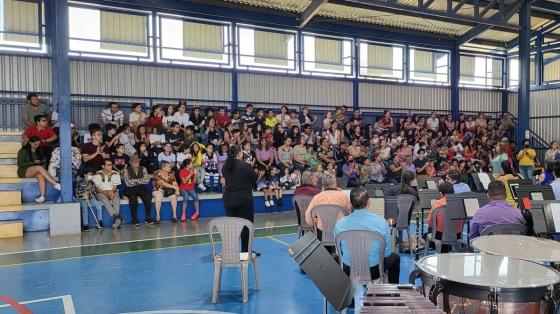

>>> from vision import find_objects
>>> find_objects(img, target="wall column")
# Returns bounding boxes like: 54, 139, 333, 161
517, 1, 531, 147
450, 44, 460, 120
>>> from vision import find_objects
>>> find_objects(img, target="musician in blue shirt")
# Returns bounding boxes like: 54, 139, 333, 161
333, 187, 401, 283
447, 170, 471, 194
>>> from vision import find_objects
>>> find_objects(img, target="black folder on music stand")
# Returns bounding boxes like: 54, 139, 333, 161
288, 232, 355, 312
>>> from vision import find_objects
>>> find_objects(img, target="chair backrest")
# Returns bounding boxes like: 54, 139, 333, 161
336, 178, 348, 189
480, 223, 528, 236
396, 194, 416, 228
334, 230, 386, 284
431, 205, 458, 243
365, 183, 390, 198
292, 194, 314, 228
384, 196, 398, 221
419, 190, 441, 209
311, 204, 347, 245
208, 217, 254, 264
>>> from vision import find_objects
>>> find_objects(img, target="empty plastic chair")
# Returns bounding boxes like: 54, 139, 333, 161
396, 194, 416, 255
292, 194, 314, 238
334, 230, 387, 284
310, 204, 347, 247
208, 217, 260, 303
425, 205, 460, 255
480, 223, 527, 236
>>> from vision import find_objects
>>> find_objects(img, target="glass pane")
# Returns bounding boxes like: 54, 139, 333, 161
359, 42, 403, 80
409, 48, 449, 83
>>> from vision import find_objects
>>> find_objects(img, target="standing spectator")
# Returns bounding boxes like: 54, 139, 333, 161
276, 106, 291, 128
82, 129, 110, 173
129, 103, 146, 131
240, 104, 256, 131
17, 136, 61, 203
491, 142, 509, 175
93, 159, 123, 229
152, 161, 180, 223
101, 102, 124, 127
22, 114, 57, 159
123, 155, 153, 226
179, 159, 201, 221
342, 156, 360, 187
202, 145, 220, 191
22, 93, 50, 128
517, 139, 537, 180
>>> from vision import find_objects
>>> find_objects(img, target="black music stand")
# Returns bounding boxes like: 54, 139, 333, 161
446, 192, 488, 245
530, 201, 560, 236
518, 186, 555, 211
472, 173, 495, 192
289, 232, 355, 313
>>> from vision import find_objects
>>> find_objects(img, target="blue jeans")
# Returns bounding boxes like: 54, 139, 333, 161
519, 165, 534, 180
181, 189, 199, 202
78, 198, 103, 226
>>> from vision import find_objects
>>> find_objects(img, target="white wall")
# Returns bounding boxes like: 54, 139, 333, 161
459, 89, 502, 113
0, 55, 51, 93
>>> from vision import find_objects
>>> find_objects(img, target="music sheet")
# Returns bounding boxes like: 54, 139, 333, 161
426, 181, 437, 190
464, 198, 480, 217
550, 203, 560, 233
368, 198, 384, 217
374, 189, 384, 198
478, 173, 491, 190
531, 192, 544, 201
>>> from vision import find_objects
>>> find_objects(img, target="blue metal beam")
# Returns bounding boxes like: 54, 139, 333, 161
517, 1, 531, 148
450, 44, 460, 120
535, 33, 543, 85
506, 19, 560, 49
458, 0, 525, 45
299, 0, 328, 29
47, 0, 72, 202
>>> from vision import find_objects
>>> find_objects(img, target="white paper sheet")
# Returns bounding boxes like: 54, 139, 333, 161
549, 203, 560, 233
343, 189, 352, 200
478, 173, 492, 190
464, 198, 480, 217
509, 183, 519, 200
374, 189, 384, 198
369, 198, 385, 217
426, 181, 438, 190
531, 192, 544, 201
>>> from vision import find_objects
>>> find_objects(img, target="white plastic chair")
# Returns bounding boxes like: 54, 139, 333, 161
208, 217, 260, 303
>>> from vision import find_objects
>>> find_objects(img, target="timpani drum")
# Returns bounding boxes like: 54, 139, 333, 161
412, 253, 560, 314
471, 235, 560, 263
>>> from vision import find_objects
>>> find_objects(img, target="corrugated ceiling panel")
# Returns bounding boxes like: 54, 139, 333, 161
531, 89, 560, 117
0, 55, 51, 93
459, 89, 501, 113
224, 0, 310, 12
359, 82, 450, 110
70, 60, 232, 100
476, 29, 518, 43
238, 73, 352, 107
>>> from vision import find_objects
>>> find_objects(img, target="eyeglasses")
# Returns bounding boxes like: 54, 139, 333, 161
105, 163, 113, 166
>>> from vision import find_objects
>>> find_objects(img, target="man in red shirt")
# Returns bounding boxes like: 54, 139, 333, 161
215, 107, 229, 130
22, 114, 57, 158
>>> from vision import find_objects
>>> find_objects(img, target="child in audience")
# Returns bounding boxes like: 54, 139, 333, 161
359, 158, 373, 185
256, 168, 273, 208
325, 162, 336, 177
306, 145, 318, 169
176, 144, 192, 169
137, 142, 154, 173
291, 169, 302, 188
217, 143, 229, 176
202, 144, 220, 192
179, 159, 200, 221
426, 160, 437, 177
241, 141, 255, 166
279, 166, 293, 190
269, 167, 283, 206
111, 144, 129, 173
190, 142, 206, 191
158, 142, 177, 166
149, 125, 165, 160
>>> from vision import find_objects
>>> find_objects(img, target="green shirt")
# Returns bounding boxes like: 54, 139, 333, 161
22, 104, 50, 124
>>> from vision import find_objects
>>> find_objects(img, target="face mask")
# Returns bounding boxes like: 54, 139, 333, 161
87, 175, 93, 181
524, 144, 530, 148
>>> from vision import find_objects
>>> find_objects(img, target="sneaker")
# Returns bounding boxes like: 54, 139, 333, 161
198, 183, 207, 191
145, 219, 154, 225
191, 212, 199, 220
180, 212, 186, 222
154, 219, 160, 225
172, 218, 178, 223
53, 183, 61, 191
97, 220, 104, 229
265, 200, 270, 207
112, 216, 122, 229
34, 196, 45, 203
82, 225, 90, 232
269, 199, 275, 206
132, 220, 140, 227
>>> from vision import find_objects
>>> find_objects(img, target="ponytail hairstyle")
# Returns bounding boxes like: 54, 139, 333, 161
224, 145, 241, 174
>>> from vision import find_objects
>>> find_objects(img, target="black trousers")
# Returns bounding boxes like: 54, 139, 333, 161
225, 198, 254, 253
125, 185, 152, 223
343, 252, 401, 284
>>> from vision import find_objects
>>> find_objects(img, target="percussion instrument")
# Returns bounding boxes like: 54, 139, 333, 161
472, 234, 560, 263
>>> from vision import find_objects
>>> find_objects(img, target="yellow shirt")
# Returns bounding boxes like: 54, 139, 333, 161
517, 148, 536, 166
265, 116, 277, 128
497, 174, 519, 207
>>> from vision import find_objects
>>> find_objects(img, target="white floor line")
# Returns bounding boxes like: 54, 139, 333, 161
0, 294, 76, 314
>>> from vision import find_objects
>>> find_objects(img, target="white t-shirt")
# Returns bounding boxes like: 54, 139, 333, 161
149, 134, 166, 146
427, 117, 439, 131
101, 109, 124, 126
173, 112, 192, 128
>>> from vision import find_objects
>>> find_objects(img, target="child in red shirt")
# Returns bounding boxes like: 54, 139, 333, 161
179, 159, 200, 221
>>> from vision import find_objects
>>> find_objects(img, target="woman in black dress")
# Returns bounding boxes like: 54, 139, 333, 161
222, 145, 259, 253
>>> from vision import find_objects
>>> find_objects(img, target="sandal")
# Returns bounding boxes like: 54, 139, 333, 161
190, 212, 199, 220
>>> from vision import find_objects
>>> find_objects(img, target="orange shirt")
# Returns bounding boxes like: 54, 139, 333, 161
426, 197, 462, 234
305, 189, 352, 230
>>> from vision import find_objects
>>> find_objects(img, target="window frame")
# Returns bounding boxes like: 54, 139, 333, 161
459, 53, 505, 89
157, 13, 232, 68
408, 46, 450, 86
541, 49, 560, 85
301, 32, 354, 78
357, 40, 405, 82
0, 0, 46, 53
507, 54, 537, 88
68, 2, 152, 61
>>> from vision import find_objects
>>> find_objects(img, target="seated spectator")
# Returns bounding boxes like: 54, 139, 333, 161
179, 159, 200, 221
370, 153, 386, 183
152, 160, 180, 223
128, 103, 146, 131
446, 170, 471, 193
22, 114, 57, 160
305, 173, 352, 230
101, 102, 124, 127
173, 101, 191, 129
158, 142, 177, 166
118, 124, 136, 156
48, 141, 82, 179
22, 93, 50, 128
93, 159, 123, 229
75, 171, 103, 231
146, 104, 163, 131
294, 171, 320, 197
111, 144, 130, 173
333, 187, 400, 283
215, 107, 229, 129
102, 123, 119, 154
495, 160, 519, 206
549, 165, 560, 200
202, 144, 220, 192
342, 156, 360, 187
166, 122, 185, 152
17, 136, 61, 203
82, 129, 109, 173
469, 181, 526, 239
123, 155, 153, 226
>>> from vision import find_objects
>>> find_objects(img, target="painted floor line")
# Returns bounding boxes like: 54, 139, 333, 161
0, 294, 75, 314
266, 236, 292, 247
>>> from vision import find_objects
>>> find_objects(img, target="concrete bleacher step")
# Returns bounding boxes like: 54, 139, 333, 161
0, 165, 18, 178
0, 205, 22, 212
0, 191, 21, 206
0, 131, 22, 136
0, 142, 21, 155
0, 220, 23, 238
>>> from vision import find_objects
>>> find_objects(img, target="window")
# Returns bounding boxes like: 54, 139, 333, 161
302, 33, 353, 76
237, 25, 296, 72
409, 48, 449, 84
0, 0, 45, 52
69, 4, 151, 60
543, 51, 560, 83
158, 15, 230, 67
459, 54, 504, 88
508, 55, 536, 87
359, 41, 404, 81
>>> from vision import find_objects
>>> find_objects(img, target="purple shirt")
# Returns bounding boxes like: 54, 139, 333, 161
469, 199, 526, 239
256, 148, 275, 162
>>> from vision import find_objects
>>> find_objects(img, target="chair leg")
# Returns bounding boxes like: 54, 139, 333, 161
212, 262, 222, 304
253, 258, 260, 291
241, 263, 249, 303
407, 228, 413, 257
424, 237, 430, 257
